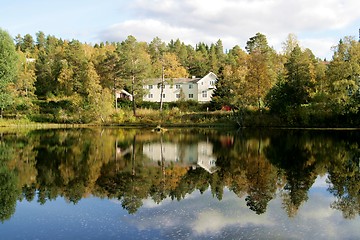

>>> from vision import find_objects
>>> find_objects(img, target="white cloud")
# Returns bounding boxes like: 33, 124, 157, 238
101, 19, 197, 44
99, 0, 360, 58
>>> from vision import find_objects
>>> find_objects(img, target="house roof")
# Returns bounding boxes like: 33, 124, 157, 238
145, 72, 217, 85
146, 77, 200, 85
119, 89, 132, 96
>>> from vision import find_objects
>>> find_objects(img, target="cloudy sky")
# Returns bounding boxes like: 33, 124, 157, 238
2, 0, 360, 59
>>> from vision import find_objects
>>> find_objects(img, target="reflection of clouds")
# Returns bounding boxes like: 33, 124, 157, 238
295, 190, 360, 239
311, 174, 329, 188
117, 187, 360, 239
142, 198, 172, 208
192, 207, 274, 235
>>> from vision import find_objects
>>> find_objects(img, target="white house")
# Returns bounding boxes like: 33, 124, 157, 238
143, 72, 217, 103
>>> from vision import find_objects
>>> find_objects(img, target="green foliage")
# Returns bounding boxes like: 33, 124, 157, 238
326, 37, 360, 116
0, 29, 18, 117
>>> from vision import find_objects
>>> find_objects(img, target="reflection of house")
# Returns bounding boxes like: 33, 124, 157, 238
143, 72, 217, 103
143, 140, 217, 173
197, 142, 217, 173
143, 143, 197, 164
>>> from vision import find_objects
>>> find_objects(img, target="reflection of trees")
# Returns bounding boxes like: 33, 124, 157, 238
150, 135, 167, 204
3, 128, 360, 220
265, 131, 319, 217
215, 130, 277, 214
327, 140, 360, 219
0, 142, 19, 222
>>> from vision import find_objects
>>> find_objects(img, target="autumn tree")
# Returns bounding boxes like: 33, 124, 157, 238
211, 45, 248, 126
245, 33, 276, 110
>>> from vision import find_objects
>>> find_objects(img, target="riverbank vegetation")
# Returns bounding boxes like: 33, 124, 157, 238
1, 28, 360, 127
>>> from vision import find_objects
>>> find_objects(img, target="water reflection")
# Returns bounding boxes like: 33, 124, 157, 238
0, 128, 360, 224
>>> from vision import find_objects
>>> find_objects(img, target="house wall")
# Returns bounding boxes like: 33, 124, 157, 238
143, 82, 199, 102
142, 72, 217, 103
196, 72, 217, 102
181, 82, 198, 101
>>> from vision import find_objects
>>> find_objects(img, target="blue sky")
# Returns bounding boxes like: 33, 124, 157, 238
2, 0, 360, 59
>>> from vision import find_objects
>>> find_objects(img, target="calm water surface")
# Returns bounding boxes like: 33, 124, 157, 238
0, 127, 360, 239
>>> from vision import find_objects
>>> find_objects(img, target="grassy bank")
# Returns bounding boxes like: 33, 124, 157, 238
2, 107, 360, 129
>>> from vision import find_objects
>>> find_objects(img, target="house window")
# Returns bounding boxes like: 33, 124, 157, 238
189, 84, 193, 89
149, 85, 153, 89
189, 94, 194, 98
148, 94, 153, 98
176, 84, 180, 89
176, 94, 180, 98
210, 81, 214, 86
160, 94, 165, 98
202, 91, 207, 98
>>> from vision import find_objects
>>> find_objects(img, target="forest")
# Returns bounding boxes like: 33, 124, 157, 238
1, 28, 360, 126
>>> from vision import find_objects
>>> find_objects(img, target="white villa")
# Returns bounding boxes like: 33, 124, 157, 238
143, 72, 217, 103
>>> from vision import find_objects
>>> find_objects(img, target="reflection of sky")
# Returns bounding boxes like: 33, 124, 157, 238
1, 176, 360, 240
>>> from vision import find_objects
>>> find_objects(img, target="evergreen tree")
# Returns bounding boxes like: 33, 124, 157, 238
265, 45, 316, 115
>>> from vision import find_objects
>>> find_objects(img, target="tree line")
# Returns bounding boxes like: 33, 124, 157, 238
1, 28, 360, 125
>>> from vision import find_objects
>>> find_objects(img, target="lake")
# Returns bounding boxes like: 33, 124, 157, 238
0, 127, 360, 239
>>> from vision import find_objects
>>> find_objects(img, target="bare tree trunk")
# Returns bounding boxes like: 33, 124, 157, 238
160, 136, 165, 178
132, 135, 136, 176
114, 78, 118, 111
160, 65, 164, 112
131, 75, 137, 116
